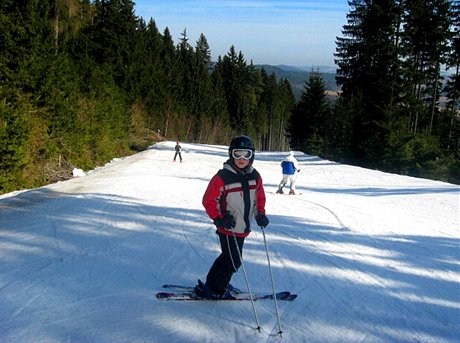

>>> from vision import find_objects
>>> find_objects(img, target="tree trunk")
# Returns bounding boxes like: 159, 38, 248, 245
54, 0, 59, 55
429, 62, 441, 135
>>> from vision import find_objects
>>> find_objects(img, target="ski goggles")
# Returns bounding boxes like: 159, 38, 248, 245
232, 149, 253, 160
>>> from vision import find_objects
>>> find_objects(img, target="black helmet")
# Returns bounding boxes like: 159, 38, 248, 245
229, 135, 255, 151
228, 135, 255, 165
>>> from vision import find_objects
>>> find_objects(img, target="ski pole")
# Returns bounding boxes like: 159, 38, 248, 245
261, 226, 283, 336
230, 232, 261, 332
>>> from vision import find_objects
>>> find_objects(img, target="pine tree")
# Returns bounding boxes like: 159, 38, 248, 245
219, 46, 244, 131
257, 70, 277, 150
159, 27, 181, 137
287, 71, 331, 154
192, 33, 214, 141
140, 18, 164, 131
401, 0, 451, 135
276, 78, 296, 151
0, 0, 56, 190
0, 92, 30, 193
209, 57, 231, 145
177, 28, 194, 111
335, 0, 402, 165
444, 0, 460, 156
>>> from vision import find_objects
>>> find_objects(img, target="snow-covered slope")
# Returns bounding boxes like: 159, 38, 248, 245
1, 141, 459, 342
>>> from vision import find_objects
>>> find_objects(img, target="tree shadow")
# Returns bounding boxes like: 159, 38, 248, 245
244, 213, 460, 342
0, 188, 458, 342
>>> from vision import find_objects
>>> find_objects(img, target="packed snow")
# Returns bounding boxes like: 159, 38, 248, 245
0, 141, 459, 343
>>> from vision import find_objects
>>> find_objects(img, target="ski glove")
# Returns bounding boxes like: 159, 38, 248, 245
214, 213, 236, 230
255, 213, 270, 228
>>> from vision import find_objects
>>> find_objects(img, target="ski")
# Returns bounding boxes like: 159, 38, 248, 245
156, 290, 297, 301
162, 284, 195, 291
162, 283, 243, 294
271, 191, 302, 195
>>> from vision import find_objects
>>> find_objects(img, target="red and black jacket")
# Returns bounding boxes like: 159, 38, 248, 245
202, 161, 266, 237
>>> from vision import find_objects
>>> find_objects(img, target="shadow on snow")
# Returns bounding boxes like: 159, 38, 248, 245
0, 188, 458, 342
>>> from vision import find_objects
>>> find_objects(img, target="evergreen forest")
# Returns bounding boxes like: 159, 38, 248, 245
292, 0, 459, 184
1, 0, 459, 194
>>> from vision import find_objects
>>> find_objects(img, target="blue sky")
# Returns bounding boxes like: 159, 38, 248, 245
134, 0, 349, 67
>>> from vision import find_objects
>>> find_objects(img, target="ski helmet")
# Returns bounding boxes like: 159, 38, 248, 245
228, 135, 255, 165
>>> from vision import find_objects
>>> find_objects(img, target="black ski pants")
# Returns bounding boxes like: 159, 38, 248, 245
173, 151, 182, 162
205, 232, 245, 295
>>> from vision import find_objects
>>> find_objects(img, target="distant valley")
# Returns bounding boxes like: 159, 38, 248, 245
256, 64, 339, 101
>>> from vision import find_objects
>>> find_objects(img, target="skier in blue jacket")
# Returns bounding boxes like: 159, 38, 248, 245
276, 151, 300, 195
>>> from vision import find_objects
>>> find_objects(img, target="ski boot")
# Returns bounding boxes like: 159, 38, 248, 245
289, 189, 296, 195
226, 283, 242, 294
276, 187, 284, 194
194, 280, 235, 300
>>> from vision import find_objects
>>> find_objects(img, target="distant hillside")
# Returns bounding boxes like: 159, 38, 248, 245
255, 64, 339, 101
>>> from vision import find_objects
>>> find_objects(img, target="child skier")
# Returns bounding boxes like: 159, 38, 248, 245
276, 151, 300, 195
195, 135, 270, 299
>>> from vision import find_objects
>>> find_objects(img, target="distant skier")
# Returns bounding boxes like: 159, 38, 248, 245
195, 135, 270, 299
276, 151, 300, 195
173, 141, 182, 162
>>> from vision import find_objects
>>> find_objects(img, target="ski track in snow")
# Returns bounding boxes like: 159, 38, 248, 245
0, 141, 459, 343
